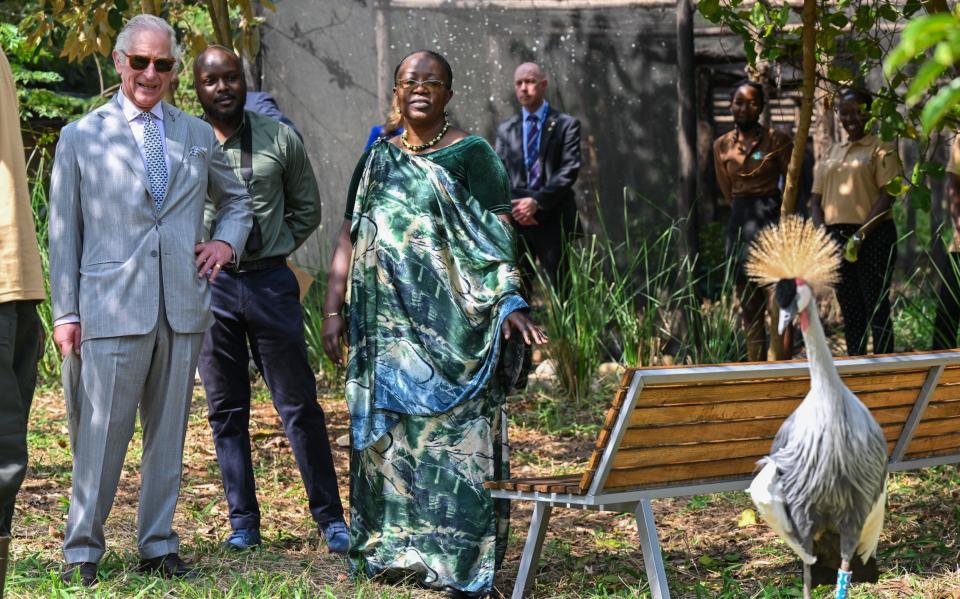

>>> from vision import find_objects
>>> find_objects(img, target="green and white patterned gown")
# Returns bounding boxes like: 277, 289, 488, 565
344, 137, 525, 595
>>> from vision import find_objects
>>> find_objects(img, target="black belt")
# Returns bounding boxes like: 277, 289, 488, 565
227, 255, 285, 273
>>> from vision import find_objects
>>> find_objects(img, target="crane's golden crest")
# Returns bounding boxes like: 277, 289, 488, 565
745, 216, 841, 290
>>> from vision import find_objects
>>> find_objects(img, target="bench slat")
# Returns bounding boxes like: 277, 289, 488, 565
628, 388, 919, 427
911, 416, 960, 440
620, 406, 913, 447
932, 384, 960, 402
923, 399, 960, 419
604, 456, 760, 488
610, 433, 900, 470
635, 370, 928, 407
906, 431, 960, 458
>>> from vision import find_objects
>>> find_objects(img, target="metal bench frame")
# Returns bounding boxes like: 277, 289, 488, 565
492, 351, 960, 599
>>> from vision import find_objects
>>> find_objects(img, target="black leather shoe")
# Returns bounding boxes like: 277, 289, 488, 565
137, 553, 198, 579
61, 561, 98, 587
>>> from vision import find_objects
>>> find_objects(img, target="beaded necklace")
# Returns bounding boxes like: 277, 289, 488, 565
401, 118, 450, 152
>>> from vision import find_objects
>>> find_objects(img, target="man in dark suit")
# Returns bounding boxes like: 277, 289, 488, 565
495, 62, 581, 292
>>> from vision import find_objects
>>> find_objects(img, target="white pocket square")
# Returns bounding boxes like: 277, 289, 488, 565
189, 146, 207, 157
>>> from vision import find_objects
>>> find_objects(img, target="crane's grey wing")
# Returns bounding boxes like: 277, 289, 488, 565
769, 411, 799, 455
748, 460, 817, 564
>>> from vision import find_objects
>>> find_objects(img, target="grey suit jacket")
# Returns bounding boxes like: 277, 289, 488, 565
49, 97, 252, 341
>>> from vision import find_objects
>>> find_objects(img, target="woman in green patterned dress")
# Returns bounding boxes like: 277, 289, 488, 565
321, 50, 546, 598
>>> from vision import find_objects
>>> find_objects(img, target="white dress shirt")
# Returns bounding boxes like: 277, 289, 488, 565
118, 91, 171, 175
54, 93, 168, 328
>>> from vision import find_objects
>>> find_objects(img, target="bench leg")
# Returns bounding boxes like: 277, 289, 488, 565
635, 498, 670, 599
511, 502, 553, 599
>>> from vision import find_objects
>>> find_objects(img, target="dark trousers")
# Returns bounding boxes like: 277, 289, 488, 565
827, 221, 897, 356
0, 300, 41, 536
198, 265, 344, 530
933, 252, 960, 349
517, 216, 569, 295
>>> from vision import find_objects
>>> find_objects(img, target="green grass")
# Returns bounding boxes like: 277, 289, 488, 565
8, 381, 960, 598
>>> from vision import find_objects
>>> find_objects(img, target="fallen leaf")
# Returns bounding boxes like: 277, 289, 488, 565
738, 508, 757, 527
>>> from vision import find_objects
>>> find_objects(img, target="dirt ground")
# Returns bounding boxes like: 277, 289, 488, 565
8, 383, 960, 598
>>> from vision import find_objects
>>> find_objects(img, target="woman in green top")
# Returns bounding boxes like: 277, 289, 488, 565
321, 50, 546, 598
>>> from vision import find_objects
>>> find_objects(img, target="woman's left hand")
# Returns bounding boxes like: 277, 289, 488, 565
502, 311, 549, 345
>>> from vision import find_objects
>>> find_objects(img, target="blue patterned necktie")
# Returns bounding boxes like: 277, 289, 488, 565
140, 111, 168, 211
526, 114, 542, 190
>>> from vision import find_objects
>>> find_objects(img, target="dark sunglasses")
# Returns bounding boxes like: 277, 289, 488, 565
122, 52, 176, 73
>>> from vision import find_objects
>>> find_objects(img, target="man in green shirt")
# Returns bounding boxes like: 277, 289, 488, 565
193, 46, 348, 553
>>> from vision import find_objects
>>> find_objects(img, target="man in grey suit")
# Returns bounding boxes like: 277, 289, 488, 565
49, 15, 251, 586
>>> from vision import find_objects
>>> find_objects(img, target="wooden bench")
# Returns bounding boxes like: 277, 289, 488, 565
487, 350, 960, 599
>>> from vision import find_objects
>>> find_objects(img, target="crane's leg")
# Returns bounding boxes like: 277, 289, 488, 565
836, 533, 858, 599
835, 559, 852, 599
801, 538, 815, 599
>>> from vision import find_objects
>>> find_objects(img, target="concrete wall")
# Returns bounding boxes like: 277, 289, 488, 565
261, 0, 684, 271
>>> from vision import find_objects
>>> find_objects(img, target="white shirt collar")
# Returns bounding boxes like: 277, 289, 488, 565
522, 101, 549, 122
118, 91, 164, 123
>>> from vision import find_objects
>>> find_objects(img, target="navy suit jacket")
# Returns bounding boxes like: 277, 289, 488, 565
494, 106, 581, 232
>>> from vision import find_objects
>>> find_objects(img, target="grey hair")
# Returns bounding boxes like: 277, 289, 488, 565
115, 14, 181, 65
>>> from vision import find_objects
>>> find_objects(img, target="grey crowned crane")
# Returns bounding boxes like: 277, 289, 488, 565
744, 217, 888, 599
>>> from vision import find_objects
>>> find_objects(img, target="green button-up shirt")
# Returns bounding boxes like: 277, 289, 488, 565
205, 110, 321, 261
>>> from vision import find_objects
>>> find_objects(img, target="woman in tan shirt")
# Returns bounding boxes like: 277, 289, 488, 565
811, 89, 901, 355
713, 81, 793, 361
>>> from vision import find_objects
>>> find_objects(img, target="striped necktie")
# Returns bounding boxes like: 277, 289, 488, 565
140, 111, 168, 211
526, 114, 542, 190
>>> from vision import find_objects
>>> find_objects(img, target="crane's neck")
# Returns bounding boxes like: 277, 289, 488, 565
800, 299, 843, 393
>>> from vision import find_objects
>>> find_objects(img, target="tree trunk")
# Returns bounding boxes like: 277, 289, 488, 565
206, 0, 233, 48
781, 0, 816, 215
140, 0, 158, 14
676, 0, 699, 260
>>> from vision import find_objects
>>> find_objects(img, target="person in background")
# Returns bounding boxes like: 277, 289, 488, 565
933, 135, 960, 349
811, 88, 901, 356
0, 48, 46, 594
322, 50, 545, 597
192, 45, 348, 554
245, 90, 301, 140
363, 95, 404, 151
49, 15, 251, 585
713, 80, 793, 361
494, 62, 581, 293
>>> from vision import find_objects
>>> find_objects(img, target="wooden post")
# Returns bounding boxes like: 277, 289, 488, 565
676, 0, 699, 260
780, 0, 816, 216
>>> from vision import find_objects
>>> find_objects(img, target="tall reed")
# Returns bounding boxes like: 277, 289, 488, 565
27, 147, 60, 385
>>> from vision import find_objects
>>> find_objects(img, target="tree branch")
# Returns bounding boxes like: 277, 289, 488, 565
781, 0, 816, 215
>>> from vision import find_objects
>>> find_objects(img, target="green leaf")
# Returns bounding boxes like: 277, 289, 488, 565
744, 41, 757, 65
826, 12, 850, 28
886, 176, 911, 196
921, 78, 960, 135
907, 59, 948, 105
911, 185, 932, 212
878, 3, 899, 22
697, 0, 722, 22
903, 0, 923, 17
828, 65, 855, 83
929, 162, 947, 179
885, 14, 959, 76
934, 38, 960, 65
750, 2, 766, 27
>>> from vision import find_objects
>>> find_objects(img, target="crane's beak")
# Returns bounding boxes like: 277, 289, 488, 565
777, 305, 795, 335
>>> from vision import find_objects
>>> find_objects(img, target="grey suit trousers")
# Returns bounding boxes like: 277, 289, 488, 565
63, 291, 202, 564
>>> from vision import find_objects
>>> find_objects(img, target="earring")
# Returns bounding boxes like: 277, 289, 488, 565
396, 107, 401, 114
